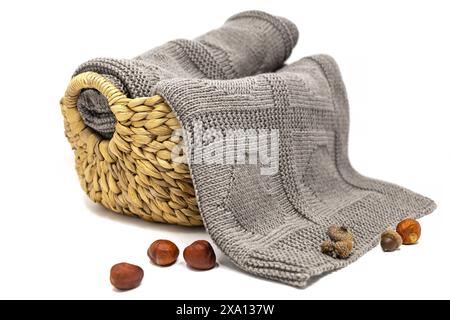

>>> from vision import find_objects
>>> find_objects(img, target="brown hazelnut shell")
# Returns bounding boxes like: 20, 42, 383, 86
110, 262, 144, 290
183, 240, 216, 270
148, 239, 179, 266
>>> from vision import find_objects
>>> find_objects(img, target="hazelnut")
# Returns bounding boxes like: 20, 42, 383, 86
396, 218, 421, 245
183, 240, 216, 270
335, 240, 353, 259
327, 225, 353, 242
321, 240, 335, 256
147, 239, 179, 266
110, 262, 144, 290
380, 229, 402, 252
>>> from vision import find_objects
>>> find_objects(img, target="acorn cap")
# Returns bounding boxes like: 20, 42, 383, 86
327, 225, 354, 242
334, 239, 353, 259
321, 240, 335, 255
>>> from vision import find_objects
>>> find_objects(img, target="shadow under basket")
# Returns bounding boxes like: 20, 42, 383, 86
60, 72, 202, 226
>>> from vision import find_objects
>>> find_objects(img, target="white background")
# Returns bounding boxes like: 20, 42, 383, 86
0, 0, 448, 300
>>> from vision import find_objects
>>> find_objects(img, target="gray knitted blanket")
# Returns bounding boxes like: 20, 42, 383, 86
74, 11, 435, 287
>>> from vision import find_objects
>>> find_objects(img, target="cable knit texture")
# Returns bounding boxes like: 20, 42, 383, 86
72, 11, 435, 287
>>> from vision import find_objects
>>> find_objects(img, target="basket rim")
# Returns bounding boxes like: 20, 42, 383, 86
63, 71, 129, 110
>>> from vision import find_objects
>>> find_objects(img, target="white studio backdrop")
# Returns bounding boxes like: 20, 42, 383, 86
0, 0, 448, 299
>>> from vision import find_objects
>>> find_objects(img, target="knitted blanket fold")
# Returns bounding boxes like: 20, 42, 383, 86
71, 11, 436, 287
76, 10, 298, 138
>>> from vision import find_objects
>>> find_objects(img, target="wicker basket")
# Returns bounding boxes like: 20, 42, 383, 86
60, 72, 202, 226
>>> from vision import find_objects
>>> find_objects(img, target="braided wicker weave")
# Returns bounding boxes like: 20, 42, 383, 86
60, 72, 202, 226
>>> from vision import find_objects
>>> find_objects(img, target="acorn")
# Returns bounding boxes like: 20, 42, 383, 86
334, 240, 353, 259
380, 229, 403, 252
321, 240, 335, 256
396, 218, 421, 245
327, 225, 353, 242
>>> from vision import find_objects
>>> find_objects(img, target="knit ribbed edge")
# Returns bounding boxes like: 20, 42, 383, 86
169, 39, 236, 80
197, 40, 239, 79
226, 10, 299, 61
